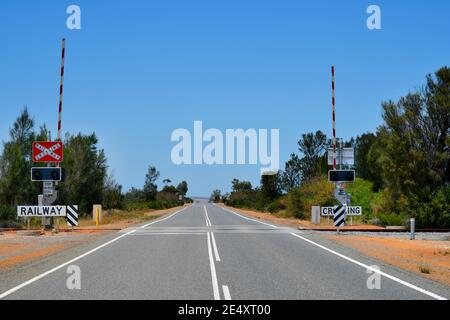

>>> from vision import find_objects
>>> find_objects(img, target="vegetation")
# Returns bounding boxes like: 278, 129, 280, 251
0, 109, 190, 226
218, 67, 450, 228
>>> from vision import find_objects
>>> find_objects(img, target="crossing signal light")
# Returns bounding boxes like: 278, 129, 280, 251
31, 167, 63, 182
328, 170, 355, 183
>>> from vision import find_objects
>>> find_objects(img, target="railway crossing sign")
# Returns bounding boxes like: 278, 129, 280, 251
333, 205, 346, 227
32, 142, 64, 163
66, 205, 79, 227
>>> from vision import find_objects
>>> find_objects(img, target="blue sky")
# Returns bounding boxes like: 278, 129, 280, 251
1, 1, 449, 196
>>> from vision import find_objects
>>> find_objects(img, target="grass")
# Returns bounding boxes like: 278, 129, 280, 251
419, 265, 432, 274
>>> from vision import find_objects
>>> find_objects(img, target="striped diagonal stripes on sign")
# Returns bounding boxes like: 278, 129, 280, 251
334, 205, 346, 227
34, 143, 62, 161
67, 205, 78, 226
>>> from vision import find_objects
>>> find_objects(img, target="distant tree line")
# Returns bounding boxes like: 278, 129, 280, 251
0, 110, 191, 227
212, 67, 450, 228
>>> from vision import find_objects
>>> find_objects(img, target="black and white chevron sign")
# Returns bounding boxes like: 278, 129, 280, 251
333, 205, 346, 227
67, 205, 79, 227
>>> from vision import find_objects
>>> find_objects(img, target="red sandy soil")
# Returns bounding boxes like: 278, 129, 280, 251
325, 234, 450, 286
0, 206, 185, 270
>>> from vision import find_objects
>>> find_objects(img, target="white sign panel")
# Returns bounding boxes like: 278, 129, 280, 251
321, 206, 362, 216
17, 206, 67, 217
43, 182, 53, 196
328, 148, 355, 166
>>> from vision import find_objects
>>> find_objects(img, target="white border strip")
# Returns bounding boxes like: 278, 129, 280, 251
0, 230, 136, 299
211, 232, 221, 262
0, 205, 191, 299
215, 205, 277, 228
222, 285, 232, 300
207, 232, 221, 300
290, 233, 447, 300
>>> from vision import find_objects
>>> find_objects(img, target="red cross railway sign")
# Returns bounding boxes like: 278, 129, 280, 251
32, 142, 64, 163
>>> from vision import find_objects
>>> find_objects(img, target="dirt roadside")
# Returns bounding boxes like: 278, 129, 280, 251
0, 206, 186, 270
220, 204, 450, 287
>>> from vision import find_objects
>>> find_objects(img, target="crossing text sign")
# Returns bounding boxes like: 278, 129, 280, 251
18, 206, 67, 217
32, 142, 64, 163
321, 206, 362, 216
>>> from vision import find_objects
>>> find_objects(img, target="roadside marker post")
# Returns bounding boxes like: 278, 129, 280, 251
410, 218, 415, 240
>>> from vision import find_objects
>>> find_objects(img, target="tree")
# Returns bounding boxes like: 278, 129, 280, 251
177, 180, 188, 196
355, 133, 383, 191
210, 189, 221, 203
59, 133, 108, 215
0, 108, 39, 207
144, 166, 159, 200
231, 179, 252, 192
103, 172, 123, 210
297, 130, 329, 182
259, 172, 282, 205
373, 67, 450, 227
282, 153, 302, 192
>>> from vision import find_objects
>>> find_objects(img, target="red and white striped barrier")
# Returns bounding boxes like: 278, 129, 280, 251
57, 38, 66, 142
331, 66, 337, 170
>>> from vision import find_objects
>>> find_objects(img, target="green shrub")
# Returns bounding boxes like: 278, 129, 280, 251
0, 204, 16, 222
378, 212, 408, 227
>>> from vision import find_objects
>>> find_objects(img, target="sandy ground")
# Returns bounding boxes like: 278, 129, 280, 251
221, 204, 450, 287
0, 206, 185, 270
325, 234, 450, 286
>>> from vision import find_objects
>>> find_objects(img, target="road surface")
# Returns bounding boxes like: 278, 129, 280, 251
1, 202, 449, 300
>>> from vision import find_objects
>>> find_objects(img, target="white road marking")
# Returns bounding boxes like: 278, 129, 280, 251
130, 232, 205, 236
211, 232, 221, 262
0, 229, 136, 299
289, 233, 447, 301
140, 206, 190, 229
0, 205, 192, 300
204, 205, 212, 227
207, 232, 221, 300
222, 285, 232, 300
215, 204, 277, 228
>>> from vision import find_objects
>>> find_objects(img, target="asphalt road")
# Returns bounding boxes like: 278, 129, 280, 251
1, 202, 449, 300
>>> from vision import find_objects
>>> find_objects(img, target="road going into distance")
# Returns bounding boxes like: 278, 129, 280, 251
1, 201, 449, 300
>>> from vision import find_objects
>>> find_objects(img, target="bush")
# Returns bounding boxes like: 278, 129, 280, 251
267, 198, 287, 214
287, 176, 335, 219
412, 186, 450, 228
346, 178, 377, 222
378, 212, 408, 227
0, 204, 16, 222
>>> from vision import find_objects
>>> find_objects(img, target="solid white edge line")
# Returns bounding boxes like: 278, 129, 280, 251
222, 285, 232, 300
0, 229, 136, 299
140, 205, 190, 229
214, 204, 277, 228
211, 232, 221, 262
289, 233, 447, 301
1, 205, 192, 299
207, 232, 221, 300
